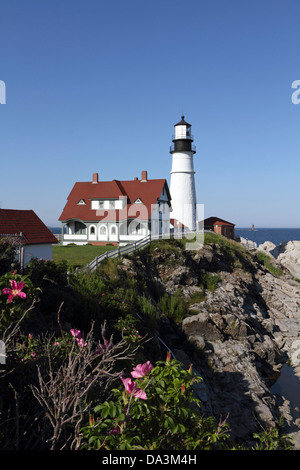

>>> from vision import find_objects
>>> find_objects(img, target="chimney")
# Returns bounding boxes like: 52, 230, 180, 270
92, 173, 98, 184
141, 170, 147, 182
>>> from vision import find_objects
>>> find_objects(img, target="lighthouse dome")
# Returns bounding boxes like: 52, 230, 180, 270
174, 115, 191, 127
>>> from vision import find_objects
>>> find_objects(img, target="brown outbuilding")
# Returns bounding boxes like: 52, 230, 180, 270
203, 216, 235, 240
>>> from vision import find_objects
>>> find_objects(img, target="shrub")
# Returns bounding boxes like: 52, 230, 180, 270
81, 355, 230, 450
158, 292, 188, 323
114, 314, 142, 345
137, 295, 159, 329
0, 238, 19, 275
24, 258, 68, 289
0, 271, 38, 331
202, 272, 221, 292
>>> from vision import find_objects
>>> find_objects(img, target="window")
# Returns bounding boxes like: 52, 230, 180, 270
75, 222, 86, 235
109, 201, 115, 209
99, 201, 104, 209
111, 226, 116, 235
100, 226, 107, 235
90, 226, 95, 235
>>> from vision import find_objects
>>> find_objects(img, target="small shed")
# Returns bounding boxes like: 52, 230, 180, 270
203, 216, 235, 240
0, 209, 58, 268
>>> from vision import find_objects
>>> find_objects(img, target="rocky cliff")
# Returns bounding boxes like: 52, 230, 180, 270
258, 240, 300, 279
118, 235, 300, 447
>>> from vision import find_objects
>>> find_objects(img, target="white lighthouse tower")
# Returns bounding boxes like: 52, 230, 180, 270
169, 116, 197, 232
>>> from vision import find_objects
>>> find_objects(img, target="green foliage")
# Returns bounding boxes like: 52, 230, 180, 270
256, 252, 283, 277
158, 292, 188, 323
137, 295, 159, 329
252, 419, 294, 450
0, 271, 38, 331
24, 258, 68, 288
203, 232, 255, 272
201, 272, 221, 292
0, 238, 18, 275
14, 329, 74, 365
147, 238, 185, 256
70, 270, 107, 299
81, 356, 230, 450
188, 288, 206, 305
114, 314, 143, 344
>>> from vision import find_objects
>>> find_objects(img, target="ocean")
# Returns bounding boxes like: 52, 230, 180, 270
235, 228, 300, 246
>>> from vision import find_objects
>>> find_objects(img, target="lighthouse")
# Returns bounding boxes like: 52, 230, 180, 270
169, 116, 197, 232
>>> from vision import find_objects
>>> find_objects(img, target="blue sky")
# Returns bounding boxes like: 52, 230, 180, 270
0, 0, 299, 228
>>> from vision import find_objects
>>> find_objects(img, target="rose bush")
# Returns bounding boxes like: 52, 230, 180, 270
0, 271, 38, 331
81, 354, 230, 450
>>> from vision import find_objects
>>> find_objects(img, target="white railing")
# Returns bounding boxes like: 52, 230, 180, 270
119, 234, 147, 241
86, 233, 164, 272
85, 229, 257, 272
64, 234, 87, 240
86, 231, 207, 272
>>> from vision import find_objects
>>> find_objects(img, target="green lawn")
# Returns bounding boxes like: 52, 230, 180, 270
52, 244, 117, 267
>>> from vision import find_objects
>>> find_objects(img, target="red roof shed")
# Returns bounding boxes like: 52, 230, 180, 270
203, 216, 235, 240
0, 209, 58, 245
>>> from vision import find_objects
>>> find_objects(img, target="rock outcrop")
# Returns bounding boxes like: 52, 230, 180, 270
120, 238, 300, 447
258, 240, 300, 279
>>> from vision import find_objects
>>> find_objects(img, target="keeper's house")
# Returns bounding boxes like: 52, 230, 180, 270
59, 171, 171, 246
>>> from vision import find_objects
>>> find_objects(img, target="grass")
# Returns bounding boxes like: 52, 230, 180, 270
52, 244, 116, 267
256, 251, 283, 277
202, 231, 256, 272
148, 237, 185, 255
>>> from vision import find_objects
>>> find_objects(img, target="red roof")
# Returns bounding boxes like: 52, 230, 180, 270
203, 217, 235, 227
59, 176, 170, 222
0, 209, 58, 245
